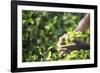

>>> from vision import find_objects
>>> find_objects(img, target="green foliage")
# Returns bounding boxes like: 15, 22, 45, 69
22, 10, 90, 62
65, 31, 89, 45
63, 50, 90, 60
61, 31, 90, 60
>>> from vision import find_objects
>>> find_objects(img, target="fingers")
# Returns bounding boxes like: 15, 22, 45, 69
60, 45, 67, 48
57, 34, 66, 49
58, 33, 68, 45
59, 43, 77, 51
59, 34, 66, 45
57, 33, 69, 52
58, 45, 68, 51
60, 43, 76, 48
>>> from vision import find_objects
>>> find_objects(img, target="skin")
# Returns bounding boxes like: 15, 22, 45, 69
57, 14, 90, 51
74, 14, 90, 32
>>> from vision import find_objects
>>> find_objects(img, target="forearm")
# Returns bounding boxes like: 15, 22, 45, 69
74, 39, 90, 50
74, 14, 90, 32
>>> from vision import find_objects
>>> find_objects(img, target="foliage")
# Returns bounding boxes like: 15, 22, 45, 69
22, 10, 90, 62
60, 31, 90, 60
65, 31, 89, 46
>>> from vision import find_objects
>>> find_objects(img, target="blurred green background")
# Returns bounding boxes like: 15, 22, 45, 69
22, 10, 90, 62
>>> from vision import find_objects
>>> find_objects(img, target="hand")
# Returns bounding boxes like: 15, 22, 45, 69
58, 39, 90, 51
57, 33, 68, 49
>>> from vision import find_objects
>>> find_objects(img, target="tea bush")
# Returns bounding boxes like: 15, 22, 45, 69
22, 10, 90, 62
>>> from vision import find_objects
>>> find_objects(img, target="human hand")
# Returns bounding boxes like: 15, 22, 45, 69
58, 39, 90, 52
57, 33, 68, 49
57, 32, 90, 55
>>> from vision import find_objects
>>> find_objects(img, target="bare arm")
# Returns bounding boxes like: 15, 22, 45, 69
74, 14, 90, 32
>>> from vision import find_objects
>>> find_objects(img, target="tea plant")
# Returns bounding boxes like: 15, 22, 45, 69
60, 31, 90, 60
22, 10, 90, 62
